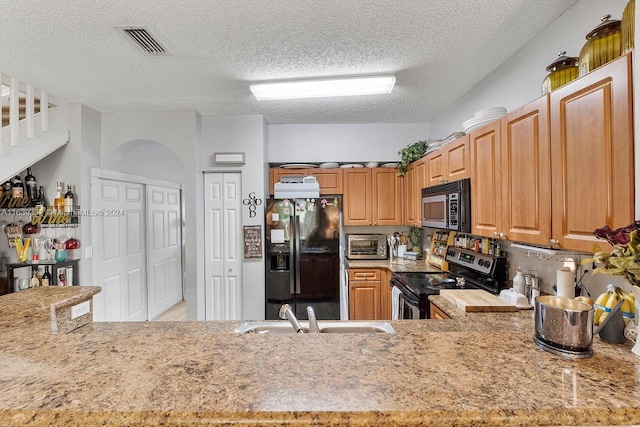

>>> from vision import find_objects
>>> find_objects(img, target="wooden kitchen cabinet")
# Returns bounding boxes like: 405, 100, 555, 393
403, 162, 416, 226
549, 53, 634, 253
348, 268, 382, 320
470, 120, 502, 238
269, 168, 343, 195
425, 135, 470, 187
343, 168, 402, 226
414, 157, 427, 225
403, 157, 426, 227
309, 169, 343, 195
499, 96, 551, 246
430, 303, 450, 319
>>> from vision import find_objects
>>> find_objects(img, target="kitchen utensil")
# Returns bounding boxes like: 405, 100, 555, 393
440, 289, 517, 312
541, 51, 579, 95
578, 14, 622, 77
534, 295, 593, 358
594, 298, 626, 344
622, 0, 634, 53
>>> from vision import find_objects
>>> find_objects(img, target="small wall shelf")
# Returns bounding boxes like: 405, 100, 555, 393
4, 259, 79, 294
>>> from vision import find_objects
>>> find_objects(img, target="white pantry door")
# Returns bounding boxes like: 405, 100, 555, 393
146, 185, 183, 319
93, 180, 147, 321
204, 173, 243, 320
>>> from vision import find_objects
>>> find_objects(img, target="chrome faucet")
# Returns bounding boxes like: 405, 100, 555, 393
278, 304, 305, 333
306, 306, 320, 333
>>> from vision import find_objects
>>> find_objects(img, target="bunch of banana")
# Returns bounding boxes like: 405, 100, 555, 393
592, 284, 636, 325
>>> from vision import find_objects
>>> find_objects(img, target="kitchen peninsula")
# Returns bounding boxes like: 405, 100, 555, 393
2, 288, 640, 426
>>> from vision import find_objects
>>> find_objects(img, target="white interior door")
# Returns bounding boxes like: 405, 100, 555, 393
147, 185, 183, 319
204, 172, 243, 320
93, 179, 147, 321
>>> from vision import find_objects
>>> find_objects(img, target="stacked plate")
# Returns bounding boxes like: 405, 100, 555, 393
462, 107, 507, 134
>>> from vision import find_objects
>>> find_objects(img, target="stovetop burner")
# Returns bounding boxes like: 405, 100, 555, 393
394, 272, 471, 297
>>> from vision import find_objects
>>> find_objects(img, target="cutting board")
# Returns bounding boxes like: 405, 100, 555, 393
440, 289, 517, 312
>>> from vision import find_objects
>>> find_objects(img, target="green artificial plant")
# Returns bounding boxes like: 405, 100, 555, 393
397, 140, 429, 176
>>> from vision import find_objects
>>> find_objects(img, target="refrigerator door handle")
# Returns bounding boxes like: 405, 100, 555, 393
294, 213, 301, 294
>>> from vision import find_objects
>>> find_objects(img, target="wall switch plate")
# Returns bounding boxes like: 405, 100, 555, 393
85, 246, 93, 259
71, 300, 90, 320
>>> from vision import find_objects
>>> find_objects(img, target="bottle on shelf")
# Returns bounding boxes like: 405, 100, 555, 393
64, 185, 74, 214
35, 186, 47, 215
11, 175, 23, 199
54, 181, 64, 213
29, 266, 41, 288
24, 168, 37, 206
41, 266, 51, 287
2, 180, 12, 194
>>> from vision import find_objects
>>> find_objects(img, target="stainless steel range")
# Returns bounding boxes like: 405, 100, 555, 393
390, 246, 508, 319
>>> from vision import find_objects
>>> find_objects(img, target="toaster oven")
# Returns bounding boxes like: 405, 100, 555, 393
346, 234, 388, 260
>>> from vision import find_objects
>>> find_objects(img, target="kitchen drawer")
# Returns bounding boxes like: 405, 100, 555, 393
349, 269, 381, 281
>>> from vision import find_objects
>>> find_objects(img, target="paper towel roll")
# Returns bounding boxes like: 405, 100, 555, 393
556, 268, 575, 298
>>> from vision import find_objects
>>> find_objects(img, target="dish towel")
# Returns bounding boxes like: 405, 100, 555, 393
391, 286, 402, 320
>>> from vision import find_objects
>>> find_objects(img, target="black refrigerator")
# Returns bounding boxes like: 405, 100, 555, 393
265, 196, 341, 320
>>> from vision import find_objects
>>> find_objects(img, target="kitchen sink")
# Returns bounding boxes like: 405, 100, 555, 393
235, 321, 395, 334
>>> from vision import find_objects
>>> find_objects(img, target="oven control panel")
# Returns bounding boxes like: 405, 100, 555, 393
445, 247, 495, 275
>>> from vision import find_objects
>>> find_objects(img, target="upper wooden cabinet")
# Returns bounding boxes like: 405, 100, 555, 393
470, 121, 502, 238
403, 162, 416, 226
550, 53, 634, 252
500, 96, 551, 246
269, 168, 343, 195
425, 135, 471, 187
344, 168, 402, 226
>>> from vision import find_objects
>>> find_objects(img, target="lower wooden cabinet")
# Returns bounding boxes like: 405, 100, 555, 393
348, 268, 394, 320
430, 303, 450, 320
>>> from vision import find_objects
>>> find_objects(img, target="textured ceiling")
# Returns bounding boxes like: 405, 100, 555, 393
0, 0, 578, 124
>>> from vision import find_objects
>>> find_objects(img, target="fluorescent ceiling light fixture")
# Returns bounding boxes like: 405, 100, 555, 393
250, 75, 396, 100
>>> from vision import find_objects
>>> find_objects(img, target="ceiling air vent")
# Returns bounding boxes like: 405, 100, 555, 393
118, 26, 167, 55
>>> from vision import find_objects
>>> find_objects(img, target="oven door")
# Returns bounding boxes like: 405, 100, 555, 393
399, 291, 421, 320
421, 194, 447, 228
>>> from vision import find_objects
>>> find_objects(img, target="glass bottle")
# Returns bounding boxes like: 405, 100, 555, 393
11, 175, 23, 199
24, 167, 37, 206
35, 186, 47, 215
54, 182, 64, 213
41, 266, 51, 287
29, 267, 41, 288
64, 185, 74, 214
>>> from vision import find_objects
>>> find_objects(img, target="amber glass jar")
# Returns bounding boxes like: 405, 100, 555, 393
541, 51, 579, 95
622, 0, 635, 53
578, 15, 622, 77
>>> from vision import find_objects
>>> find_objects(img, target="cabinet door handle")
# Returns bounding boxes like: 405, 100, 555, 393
499, 233, 507, 239
493, 232, 498, 237
550, 239, 559, 247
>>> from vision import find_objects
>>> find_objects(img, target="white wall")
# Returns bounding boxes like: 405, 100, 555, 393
268, 123, 430, 163
430, 0, 628, 139
101, 111, 200, 319
200, 114, 267, 320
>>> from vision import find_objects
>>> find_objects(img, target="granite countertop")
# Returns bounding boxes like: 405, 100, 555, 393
346, 258, 441, 273
2, 288, 640, 426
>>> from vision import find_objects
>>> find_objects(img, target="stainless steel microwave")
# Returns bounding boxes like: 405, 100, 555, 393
421, 178, 471, 232
346, 234, 388, 260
